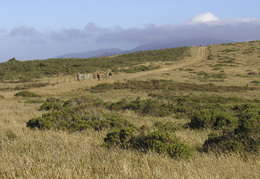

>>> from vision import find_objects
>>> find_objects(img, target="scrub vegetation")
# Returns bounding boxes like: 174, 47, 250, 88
0, 41, 259, 178
0, 47, 188, 81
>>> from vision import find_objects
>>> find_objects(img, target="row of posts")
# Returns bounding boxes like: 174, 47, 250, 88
0, 73, 111, 89
77, 72, 112, 81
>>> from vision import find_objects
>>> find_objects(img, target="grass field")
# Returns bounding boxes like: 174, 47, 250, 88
0, 42, 259, 178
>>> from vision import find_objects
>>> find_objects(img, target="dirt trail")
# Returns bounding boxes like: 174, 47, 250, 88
115, 46, 207, 80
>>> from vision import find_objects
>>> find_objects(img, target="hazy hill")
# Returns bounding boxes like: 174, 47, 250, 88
55, 38, 234, 59
55, 48, 124, 58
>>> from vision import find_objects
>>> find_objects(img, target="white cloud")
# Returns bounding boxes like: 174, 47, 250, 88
94, 13, 260, 44
9, 26, 38, 37
4, 13, 260, 46
7, 26, 46, 44
190, 12, 220, 23
49, 28, 90, 42
85, 23, 108, 32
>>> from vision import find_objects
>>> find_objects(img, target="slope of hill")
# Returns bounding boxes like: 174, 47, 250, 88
0, 41, 259, 178
0, 47, 189, 81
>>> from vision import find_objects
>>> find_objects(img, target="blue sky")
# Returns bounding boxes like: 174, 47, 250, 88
1, 0, 260, 62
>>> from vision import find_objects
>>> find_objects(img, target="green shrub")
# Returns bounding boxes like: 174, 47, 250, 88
39, 97, 64, 111
171, 97, 198, 117
221, 48, 239, 53
26, 117, 53, 129
166, 142, 194, 159
103, 127, 136, 148
90, 83, 114, 93
103, 130, 194, 159
203, 107, 260, 153
203, 131, 244, 153
251, 80, 260, 85
92, 116, 135, 131
203, 129, 259, 153
109, 99, 128, 111
14, 91, 41, 98
153, 121, 180, 132
232, 104, 255, 112
27, 106, 134, 132
135, 131, 193, 159
189, 109, 238, 129
235, 108, 260, 134
110, 97, 174, 117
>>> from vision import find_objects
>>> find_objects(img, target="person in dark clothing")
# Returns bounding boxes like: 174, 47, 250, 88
108, 72, 112, 79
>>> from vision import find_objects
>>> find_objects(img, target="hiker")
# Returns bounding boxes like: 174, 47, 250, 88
96, 72, 100, 80
108, 72, 112, 79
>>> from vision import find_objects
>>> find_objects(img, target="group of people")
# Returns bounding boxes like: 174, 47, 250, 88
96, 72, 112, 81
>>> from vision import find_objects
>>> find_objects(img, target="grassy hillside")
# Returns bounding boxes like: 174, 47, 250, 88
0, 47, 189, 81
0, 42, 259, 178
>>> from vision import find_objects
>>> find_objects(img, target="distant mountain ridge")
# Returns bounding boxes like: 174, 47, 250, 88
55, 48, 124, 58
55, 38, 235, 59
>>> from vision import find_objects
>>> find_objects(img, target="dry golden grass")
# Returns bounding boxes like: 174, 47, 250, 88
0, 42, 260, 178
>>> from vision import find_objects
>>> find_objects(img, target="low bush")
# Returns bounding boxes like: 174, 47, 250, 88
189, 109, 238, 130
109, 97, 174, 117
103, 127, 137, 149
126, 98, 173, 117
39, 96, 106, 111
203, 107, 260, 153
39, 97, 64, 111
235, 108, 260, 134
103, 130, 193, 159
14, 91, 41, 98
26, 117, 53, 129
153, 121, 180, 132
90, 83, 115, 93
27, 106, 134, 132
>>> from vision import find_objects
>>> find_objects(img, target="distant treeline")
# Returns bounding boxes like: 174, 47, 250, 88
0, 47, 189, 81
